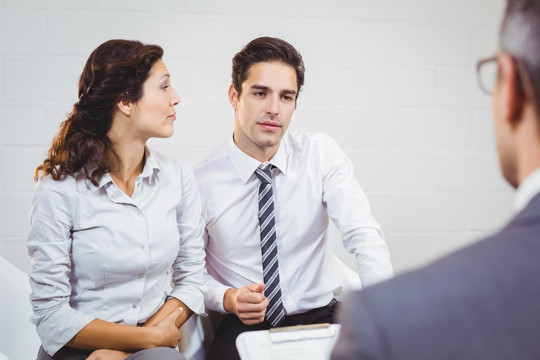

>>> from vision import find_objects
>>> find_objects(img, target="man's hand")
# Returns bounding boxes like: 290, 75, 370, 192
224, 283, 269, 325
86, 349, 132, 360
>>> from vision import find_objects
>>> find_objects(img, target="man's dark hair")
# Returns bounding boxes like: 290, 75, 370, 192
501, 0, 540, 115
232, 37, 305, 99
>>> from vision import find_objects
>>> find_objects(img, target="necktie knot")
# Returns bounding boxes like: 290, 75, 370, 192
255, 166, 273, 185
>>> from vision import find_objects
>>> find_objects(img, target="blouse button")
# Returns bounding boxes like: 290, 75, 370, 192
132, 304, 138, 309
138, 274, 145, 279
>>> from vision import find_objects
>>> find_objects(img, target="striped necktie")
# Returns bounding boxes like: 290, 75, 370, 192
255, 165, 286, 327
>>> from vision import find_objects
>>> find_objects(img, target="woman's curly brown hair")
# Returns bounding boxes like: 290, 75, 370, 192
36, 39, 163, 186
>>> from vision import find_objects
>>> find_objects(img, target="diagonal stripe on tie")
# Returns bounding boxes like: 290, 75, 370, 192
263, 252, 279, 276
268, 308, 285, 323
259, 199, 273, 220
261, 207, 274, 222
259, 183, 271, 198
266, 296, 284, 316
261, 227, 276, 249
257, 169, 272, 183
262, 241, 277, 263
255, 165, 286, 327
260, 186, 271, 198
260, 215, 274, 233
265, 275, 280, 296
265, 275, 281, 298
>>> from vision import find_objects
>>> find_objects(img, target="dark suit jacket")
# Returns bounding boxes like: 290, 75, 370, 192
331, 193, 540, 360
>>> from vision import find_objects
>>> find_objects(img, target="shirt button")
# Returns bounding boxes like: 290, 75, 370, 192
132, 304, 137, 309
140, 245, 145, 250
138, 274, 145, 279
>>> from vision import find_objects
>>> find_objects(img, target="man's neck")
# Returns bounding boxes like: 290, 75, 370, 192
232, 136, 279, 163
515, 111, 540, 186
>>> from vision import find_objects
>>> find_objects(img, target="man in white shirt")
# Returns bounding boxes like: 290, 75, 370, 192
332, 1, 540, 359
194, 37, 393, 360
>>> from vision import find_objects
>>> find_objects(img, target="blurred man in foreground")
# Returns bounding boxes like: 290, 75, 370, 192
332, 1, 540, 359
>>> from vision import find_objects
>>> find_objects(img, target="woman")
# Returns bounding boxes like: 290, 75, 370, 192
27, 39, 205, 360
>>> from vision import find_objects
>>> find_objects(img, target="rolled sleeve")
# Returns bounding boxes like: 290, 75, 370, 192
33, 302, 95, 356
27, 177, 96, 356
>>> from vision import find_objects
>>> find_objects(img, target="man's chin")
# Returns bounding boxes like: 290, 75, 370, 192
259, 138, 282, 149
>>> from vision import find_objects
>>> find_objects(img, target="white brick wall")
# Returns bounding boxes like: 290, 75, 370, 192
0, 0, 513, 275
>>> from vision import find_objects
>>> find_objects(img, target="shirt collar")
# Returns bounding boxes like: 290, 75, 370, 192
514, 167, 540, 213
141, 147, 160, 180
227, 136, 288, 184
88, 147, 160, 191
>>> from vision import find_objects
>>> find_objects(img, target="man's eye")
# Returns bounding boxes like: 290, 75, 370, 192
254, 92, 265, 96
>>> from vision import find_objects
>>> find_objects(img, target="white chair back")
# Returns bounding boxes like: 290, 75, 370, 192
0, 257, 41, 360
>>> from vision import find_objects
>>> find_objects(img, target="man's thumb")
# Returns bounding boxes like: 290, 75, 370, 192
250, 283, 265, 293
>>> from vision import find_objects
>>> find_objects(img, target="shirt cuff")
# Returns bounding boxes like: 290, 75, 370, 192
169, 286, 207, 317
204, 282, 229, 313
355, 251, 393, 288
36, 306, 95, 356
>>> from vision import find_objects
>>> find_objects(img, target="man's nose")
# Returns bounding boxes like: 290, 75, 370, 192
266, 95, 279, 116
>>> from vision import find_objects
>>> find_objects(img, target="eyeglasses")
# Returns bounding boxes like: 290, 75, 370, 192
476, 56, 498, 94
476, 54, 537, 108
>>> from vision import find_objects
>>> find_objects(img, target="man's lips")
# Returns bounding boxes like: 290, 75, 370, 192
258, 121, 280, 131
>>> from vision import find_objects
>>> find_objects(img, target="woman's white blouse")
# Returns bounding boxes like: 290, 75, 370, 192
27, 148, 206, 356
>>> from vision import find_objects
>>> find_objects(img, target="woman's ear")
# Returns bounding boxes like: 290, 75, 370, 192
116, 99, 132, 117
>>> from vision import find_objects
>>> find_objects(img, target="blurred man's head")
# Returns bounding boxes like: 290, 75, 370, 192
500, 0, 540, 112
478, 0, 540, 188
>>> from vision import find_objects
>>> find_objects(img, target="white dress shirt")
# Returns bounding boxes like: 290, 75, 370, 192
194, 131, 393, 314
514, 167, 540, 213
27, 148, 206, 356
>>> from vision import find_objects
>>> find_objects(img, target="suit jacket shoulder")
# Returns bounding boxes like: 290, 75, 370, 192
332, 193, 540, 360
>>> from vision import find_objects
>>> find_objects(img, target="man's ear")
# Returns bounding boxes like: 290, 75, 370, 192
228, 84, 239, 110
116, 99, 132, 117
497, 54, 525, 127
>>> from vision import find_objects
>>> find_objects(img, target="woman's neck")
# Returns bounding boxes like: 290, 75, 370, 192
108, 140, 146, 197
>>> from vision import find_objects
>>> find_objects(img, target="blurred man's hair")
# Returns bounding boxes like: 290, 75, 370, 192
501, 0, 540, 116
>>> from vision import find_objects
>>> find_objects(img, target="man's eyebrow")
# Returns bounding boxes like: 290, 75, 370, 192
281, 89, 297, 95
249, 85, 297, 95
250, 85, 270, 91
